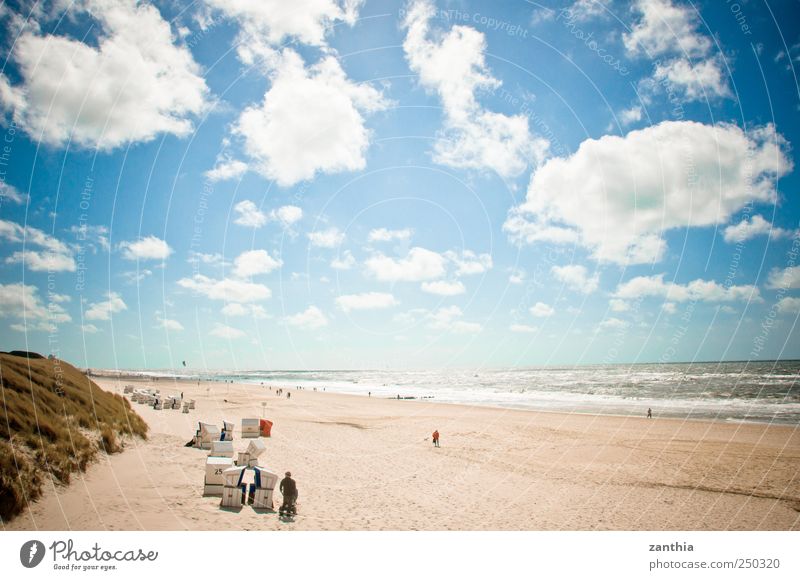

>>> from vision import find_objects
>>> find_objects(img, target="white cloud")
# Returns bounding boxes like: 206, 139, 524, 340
335, 292, 398, 313
206, 0, 360, 49
70, 224, 110, 253
0, 282, 71, 330
530, 302, 555, 317
308, 227, 345, 248
427, 305, 481, 333
504, 122, 791, 264
566, 0, 609, 21
662, 302, 677, 314
120, 236, 172, 261
365, 247, 446, 282
177, 275, 271, 302
766, 266, 800, 290
599, 317, 628, 330
723, 215, 798, 244
271, 205, 303, 227
551, 264, 599, 294
0, 219, 75, 271
188, 251, 225, 266
232, 249, 282, 278
121, 269, 153, 285
205, 159, 248, 182
776, 297, 800, 314
609, 298, 630, 312
0, 182, 27, 205
158, 317, 184, 331
402, 0, 548, 178
508, 269, 525, 284
234, 200, 268, 228
331, 250, 356, 270
222, 303, 270, 319
368, 228, 413, 243
624, 0, 728, 101
85, 292, 127, 321
614, 274, 760, 302
0, 0, 208, 150
510, 323, 538, 333
81, 323, 100, 334
285, 305, 328, 329
619, 106, 642, 126
445, 250, 493, 276
234, 49, 389, 187
210, 323, 245, 339
421, 280, 466, 296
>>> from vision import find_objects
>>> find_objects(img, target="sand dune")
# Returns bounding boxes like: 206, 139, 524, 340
5, 377, 799, 531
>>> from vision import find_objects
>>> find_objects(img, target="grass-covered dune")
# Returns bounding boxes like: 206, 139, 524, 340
0, 352, 147, 523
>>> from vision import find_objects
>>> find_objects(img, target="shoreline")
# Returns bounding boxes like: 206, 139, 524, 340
6, 376, 799, 531
92, 374, 799, 428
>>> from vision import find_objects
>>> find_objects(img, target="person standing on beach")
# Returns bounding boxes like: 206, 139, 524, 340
280, 471, 298, 513
647, 408, 652, 419
432, 430, 440, 447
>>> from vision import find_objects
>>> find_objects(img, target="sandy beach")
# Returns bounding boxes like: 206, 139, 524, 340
5, 377, 799, 531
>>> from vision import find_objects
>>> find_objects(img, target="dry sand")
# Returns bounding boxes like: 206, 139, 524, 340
5, 377, 799, 531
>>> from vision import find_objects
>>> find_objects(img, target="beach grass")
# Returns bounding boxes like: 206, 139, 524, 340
0, 351, 147, 523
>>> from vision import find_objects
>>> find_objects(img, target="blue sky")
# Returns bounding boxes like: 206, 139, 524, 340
0, 0, 798, 370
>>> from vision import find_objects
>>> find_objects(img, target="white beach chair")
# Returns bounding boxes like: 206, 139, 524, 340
222, 421, 235, 441
209, 440, 234, 458
198, 422, 221, 449
203, 456, 234, 496
250, 466, 278, 509
188, 399, 196, 410
221, 465, 248, 508
182, 404, 190, 414
241, 418, 260, 438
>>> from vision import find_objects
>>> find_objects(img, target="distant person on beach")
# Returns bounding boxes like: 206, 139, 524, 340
647, 408, 652, 419
432, 430, 440, 447
368, 391, 371, 397
287, 392, 291, 399
280, 471, 298, 514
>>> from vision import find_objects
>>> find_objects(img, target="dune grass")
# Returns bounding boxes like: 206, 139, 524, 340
0, 352, 147, 523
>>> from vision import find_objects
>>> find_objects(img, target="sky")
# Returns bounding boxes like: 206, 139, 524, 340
0, 0, 798, 371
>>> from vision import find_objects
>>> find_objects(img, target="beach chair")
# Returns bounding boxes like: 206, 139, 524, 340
221, 421, 235, 441
187, 399, 196, 410
246, 439, 267, 467
203, 456, 234, 496
197, 422, 221, 449
250, 466, 278, 509
209, 440, 234, 458
221, 466, 248, 508
182, 403, 190, 414
241, 418, 259, 438
259, 419, 273, 437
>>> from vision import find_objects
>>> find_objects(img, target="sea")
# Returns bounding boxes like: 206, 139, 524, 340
106, 360, 800, 425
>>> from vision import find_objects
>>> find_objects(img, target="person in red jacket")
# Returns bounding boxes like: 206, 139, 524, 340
432, 430, 440, 448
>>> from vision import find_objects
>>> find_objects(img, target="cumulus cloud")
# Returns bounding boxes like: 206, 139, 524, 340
158, 317, 184, 331
402, 0, 548, 178
271, 205, 303, 227
232, 249, 282, 278
445, 250, 493, 276
285, 305, 328, 329
234, 200, 268, 228
766, 266, 800, 290
368, 228, 413, 243
619, 106, 642, 126
0, 182, 27, 205
504, 122, 791, 264
0, 0, 208, 149
530, 302, 555, 317
427, 305, 481, 334
331, 250, 356, 270
336, 292, 398, 313
178, 275, 271, 302
614, 274, 760, 302
365, 247, 446, 282
551, 264, 599, 294
624, 0, 728, 101
234, 49, 389, 187
0, 218, 76, 272
421, 280, 466, 296
210, 323, 245, 339
723, 215, 798, 244
81, 323, 100, 334
609, 298, 631, 312
308, 227, 345, 248
120, 235, 172, 261
222, 303, 270, 319
599, 317, 628, 330
205, 159, 248, 182
85, 292, 127, 321
776, 297, 800, 314
0, 282, 71, 331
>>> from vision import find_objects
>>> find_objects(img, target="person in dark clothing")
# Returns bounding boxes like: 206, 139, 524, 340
432, 430, 440, 447
279, 471, 298, 515
647, 408, 652, 419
